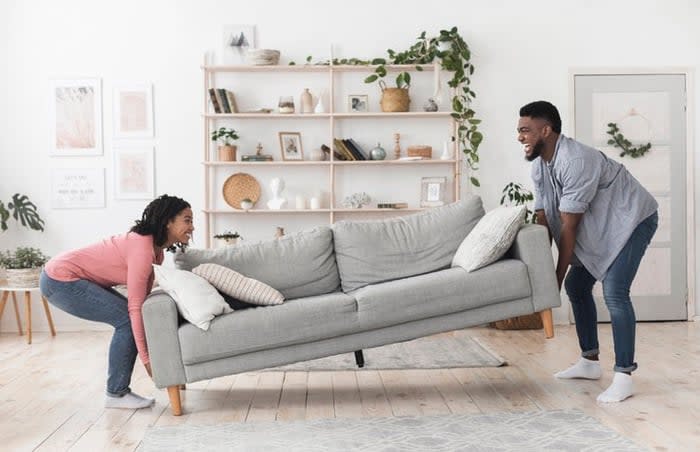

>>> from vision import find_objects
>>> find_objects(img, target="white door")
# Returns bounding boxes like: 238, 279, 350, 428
574, 73, 687, 321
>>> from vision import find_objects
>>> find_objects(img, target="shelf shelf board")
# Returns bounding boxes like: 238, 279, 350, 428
203, 160, 458, 166
204, 209, 331, 214
202, 64, 437, 73
204, 113, 332, 119
204, 112, 451, 119
332, 112, 452, 118
332, 208, 425, 213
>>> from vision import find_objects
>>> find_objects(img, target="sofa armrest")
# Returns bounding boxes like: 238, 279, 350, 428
509, 224, 561, 312
143, 292, 187, 388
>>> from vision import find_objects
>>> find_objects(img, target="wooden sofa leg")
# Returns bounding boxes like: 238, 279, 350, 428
354, 350, 365, 368
540, 309, 554, 339
167, 385, 183, 416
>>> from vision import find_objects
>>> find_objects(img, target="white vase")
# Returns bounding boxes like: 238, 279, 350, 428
313, 96, 325, 114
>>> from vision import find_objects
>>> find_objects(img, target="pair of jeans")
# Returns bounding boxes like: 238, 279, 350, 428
39, 270, 137, 396
564, 211, 658, 373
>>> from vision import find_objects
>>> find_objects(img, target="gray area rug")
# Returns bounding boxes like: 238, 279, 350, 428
139, 410, 644, 451
264, 333, 506, 371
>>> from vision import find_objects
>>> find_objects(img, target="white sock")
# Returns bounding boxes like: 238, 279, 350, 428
597, 372, 634, 403
554, 357, 602, 380
105, 391, 155, 409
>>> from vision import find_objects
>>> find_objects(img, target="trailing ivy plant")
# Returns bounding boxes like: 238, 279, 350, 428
290, 27, 483, 186
500, 182, 536, 224
606, 123, 651, 158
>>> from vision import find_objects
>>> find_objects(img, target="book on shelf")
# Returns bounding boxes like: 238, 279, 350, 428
377, 202, 409, 209
208, 88, 222, 113
332, 138, 355, 160
346, 138, 368, 160
225, 90, 239, 113
397, 156, 428, 161
342, 139, 367, 160
241, 154, 274, 161
217, 88, 231, 113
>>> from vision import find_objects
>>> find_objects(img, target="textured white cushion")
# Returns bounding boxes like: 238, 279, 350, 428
451, 205, 526, 272
152, 264, 232, 330
192, 263, 285, 306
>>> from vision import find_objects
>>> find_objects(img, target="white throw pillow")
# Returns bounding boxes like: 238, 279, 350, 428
152, 264, 232, 330
451, 205, 526, 272
192, 263, 285, 306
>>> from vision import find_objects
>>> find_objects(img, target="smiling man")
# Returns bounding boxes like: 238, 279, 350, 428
518, 101, 658, 403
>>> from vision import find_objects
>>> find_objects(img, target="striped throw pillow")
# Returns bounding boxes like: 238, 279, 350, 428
192, 263, 285, 306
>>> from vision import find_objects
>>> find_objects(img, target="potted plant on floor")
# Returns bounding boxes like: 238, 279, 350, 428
0, 247, 49, 287
1, 193, 45, 283
211, 127, 240, 161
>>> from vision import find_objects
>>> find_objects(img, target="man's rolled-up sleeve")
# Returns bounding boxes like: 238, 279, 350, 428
558, 157, 601, 214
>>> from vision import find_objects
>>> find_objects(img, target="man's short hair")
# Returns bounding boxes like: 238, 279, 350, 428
519, 101, 562, 133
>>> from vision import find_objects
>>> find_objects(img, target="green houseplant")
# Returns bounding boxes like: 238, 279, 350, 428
0, 247, 49, 287
213, 230, 242, 246
0, 193, 45, 232
211, 127, 240, 161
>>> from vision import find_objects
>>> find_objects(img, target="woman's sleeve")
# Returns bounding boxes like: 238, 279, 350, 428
126, 234, 154, 365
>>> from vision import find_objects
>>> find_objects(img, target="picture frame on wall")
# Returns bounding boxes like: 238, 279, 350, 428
348, 94, 368, 112
278, 132, 304, 161
113, 82, 154, 139
113, 147, 155, 199
50, 168, 105, 208
49, 78, 103, 156
222, 24, 256, 64
420, 176, 446, 207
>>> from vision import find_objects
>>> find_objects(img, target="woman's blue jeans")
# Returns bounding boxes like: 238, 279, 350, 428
39, 271, 137, 396
564, 212, 658, 373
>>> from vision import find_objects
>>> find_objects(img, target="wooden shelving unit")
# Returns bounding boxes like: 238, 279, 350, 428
202, 63, 461, 247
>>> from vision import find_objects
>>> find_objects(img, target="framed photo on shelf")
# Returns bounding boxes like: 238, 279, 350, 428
113, 82, 154, 139
348, 94, 368, 113
49, 78, 102, 156
420, 176, 446, 207
113, 147, 155, 199
278, 132, 303, 160
50, 168, 105, 209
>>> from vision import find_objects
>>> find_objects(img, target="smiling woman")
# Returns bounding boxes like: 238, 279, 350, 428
38, 194, 192, 410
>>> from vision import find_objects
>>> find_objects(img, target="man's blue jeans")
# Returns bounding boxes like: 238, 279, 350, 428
564, 212, 658, 373
39, 271, 137, 396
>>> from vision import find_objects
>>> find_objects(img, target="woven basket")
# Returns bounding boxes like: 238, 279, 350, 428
490, 312, 543, 330
5, 267, 42, 288
222, 173, 261, 209
407, 145, 432, 158
379, 81, 410, 112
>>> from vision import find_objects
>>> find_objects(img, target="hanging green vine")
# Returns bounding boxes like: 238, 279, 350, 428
606, 123, 651, 158
290, 27, 482, 186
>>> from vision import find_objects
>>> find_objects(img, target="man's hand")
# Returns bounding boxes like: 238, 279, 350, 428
145, 362, 153, 378
556, 211, 583, 289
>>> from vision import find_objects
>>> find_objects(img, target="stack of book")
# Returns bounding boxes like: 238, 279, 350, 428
377, 202, 409, 209
208, 88, 239, 114
333, 138, 367, 161
241, 154, 273, 162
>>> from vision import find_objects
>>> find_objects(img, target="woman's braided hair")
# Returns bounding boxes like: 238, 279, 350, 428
130, 194, 191, 252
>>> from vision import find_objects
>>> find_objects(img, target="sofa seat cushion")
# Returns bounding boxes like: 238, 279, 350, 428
174, 226, 340, 299
352, 259, 531, 331
179, 292, 360, 365
333, 196, 485, 292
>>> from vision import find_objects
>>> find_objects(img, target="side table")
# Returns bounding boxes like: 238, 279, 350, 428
0, 283, 56, 344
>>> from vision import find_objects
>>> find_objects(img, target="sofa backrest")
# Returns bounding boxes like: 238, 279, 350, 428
174, 226, 340, 299
332, 196, 485, 292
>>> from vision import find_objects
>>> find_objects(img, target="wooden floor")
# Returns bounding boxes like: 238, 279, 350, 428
0, 322, 698, 451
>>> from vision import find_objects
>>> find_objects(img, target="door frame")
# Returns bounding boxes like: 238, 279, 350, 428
569, 67, 696, 321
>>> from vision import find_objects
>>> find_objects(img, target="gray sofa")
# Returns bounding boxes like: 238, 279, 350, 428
143, 195, 560, 415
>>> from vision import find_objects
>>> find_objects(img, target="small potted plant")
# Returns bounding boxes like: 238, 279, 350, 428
211, 127, 240, 161
240, 198, 254, 211
0, 247, 49, 287
213, 231, 242, 246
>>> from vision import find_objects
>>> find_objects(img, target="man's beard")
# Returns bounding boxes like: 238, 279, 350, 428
525, 139, 545, 162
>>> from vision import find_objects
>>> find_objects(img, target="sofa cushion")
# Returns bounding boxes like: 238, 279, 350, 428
351, 260, 531, 331
174, 226, 340, 299
333, 196, 485, 292
178, 292, 360, 365
193, 263, 284, 306
452, 205, 526, 272
152, 265, 232, 330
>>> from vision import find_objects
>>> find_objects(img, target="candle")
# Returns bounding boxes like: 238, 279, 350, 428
310, 197, 320, 210
295, 195, 306, 209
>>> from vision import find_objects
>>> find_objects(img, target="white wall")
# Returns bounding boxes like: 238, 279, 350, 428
1, 0, 698, 332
